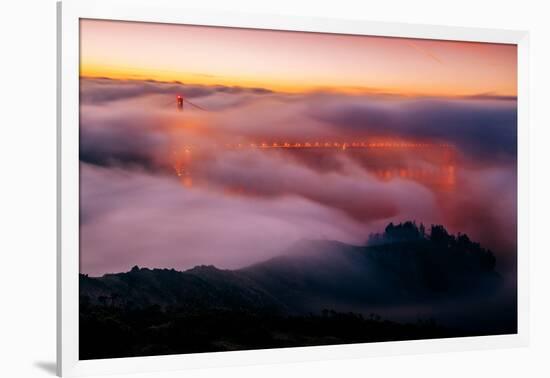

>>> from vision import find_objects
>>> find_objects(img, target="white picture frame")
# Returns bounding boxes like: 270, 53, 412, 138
57, 0, 530, 376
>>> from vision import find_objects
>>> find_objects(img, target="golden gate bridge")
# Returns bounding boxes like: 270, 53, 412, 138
172, 141, 457, 190
175, 141, 453, 151
171, 95, 457, 190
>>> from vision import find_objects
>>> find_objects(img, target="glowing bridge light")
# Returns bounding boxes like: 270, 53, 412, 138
170, 141, 454, 154
170, 140, 457, 191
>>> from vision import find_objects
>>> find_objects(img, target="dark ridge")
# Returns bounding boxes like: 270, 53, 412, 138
80, 222, 516, 359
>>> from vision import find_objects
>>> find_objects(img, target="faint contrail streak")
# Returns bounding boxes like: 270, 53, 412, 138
405, 41, 444, 65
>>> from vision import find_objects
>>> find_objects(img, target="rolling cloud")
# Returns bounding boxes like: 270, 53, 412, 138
308, 95, 517, 162
80, 77, 272, 105
79, 78, 517, 276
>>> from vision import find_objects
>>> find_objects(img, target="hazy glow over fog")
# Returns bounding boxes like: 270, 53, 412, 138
80, 19, 517, 97
78, 20, 517, 276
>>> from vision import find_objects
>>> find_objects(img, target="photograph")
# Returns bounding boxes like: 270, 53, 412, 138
78, 18, 518, 360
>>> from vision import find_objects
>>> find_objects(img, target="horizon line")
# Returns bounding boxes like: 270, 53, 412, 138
80, 74, 518, 101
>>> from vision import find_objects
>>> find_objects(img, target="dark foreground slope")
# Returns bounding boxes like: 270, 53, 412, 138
80, 222, 517, 359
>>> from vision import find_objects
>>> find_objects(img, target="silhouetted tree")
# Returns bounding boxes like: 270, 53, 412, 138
430, 225, 452, 244
419, 223, 426, 238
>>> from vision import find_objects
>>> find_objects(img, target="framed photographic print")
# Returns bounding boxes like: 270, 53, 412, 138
57, 0, 529, 376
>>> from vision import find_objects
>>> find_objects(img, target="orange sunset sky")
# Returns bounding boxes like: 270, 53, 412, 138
80, 19, 517, 97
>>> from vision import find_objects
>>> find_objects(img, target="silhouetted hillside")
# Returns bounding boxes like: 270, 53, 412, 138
80, 222, 516, 359
80, 264, 286, 314
82, 222, 501, 312
240, 230, 500, 313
